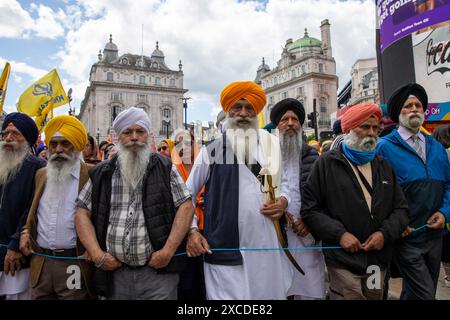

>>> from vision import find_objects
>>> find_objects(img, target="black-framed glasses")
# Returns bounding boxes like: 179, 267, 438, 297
158, 146, 168, 152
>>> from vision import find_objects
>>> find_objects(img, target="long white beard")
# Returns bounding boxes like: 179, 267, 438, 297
344, 130, 377, 152
399, 112, 424, 133
46, 151, 81, 200
117, 141, 151, 190
0, 141, 29, 185
280, 129, 303, 162
225, 115, 260, 164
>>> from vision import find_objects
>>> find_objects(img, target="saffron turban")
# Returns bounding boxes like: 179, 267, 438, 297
270, 98, 305, 126
44, 115, 87, 151
220, 81, 266, 114
112, 107, 151, 135
1, 112, 39, 147
341, 102, 382, 133
387, 83, 428, 124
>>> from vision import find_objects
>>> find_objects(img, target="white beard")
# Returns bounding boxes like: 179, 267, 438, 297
399, 112, 424, 133
117, 141, 151, 190
344, 130, 377, 152
225, 115, 260, 165
46, 151, 80, 200
0, 141, 29, 185
280, 129, 303, 162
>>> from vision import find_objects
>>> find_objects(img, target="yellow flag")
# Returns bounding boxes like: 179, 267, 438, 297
17, 69, 69, 131
0, 62, 11, 113
258, 112, 266, 128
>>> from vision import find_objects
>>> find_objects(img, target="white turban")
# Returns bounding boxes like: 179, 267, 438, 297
112, 107, 151, 135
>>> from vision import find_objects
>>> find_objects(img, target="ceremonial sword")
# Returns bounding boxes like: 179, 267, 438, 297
258, 169, 305, 276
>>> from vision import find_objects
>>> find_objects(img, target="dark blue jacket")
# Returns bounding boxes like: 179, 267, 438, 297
0, 155, 45, 271
376, 129, 450, 242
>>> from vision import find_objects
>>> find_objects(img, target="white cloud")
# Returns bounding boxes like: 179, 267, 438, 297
0, 0, 67, 39
0, 57, 48, 80
55, 0, 376, 111
3, 0, 377, 122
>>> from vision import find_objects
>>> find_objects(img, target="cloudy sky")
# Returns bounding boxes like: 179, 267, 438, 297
0, 0, 376, 127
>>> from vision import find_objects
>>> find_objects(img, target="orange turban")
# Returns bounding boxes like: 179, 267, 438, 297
220, 81, 266, 114
341, 103, 382, 133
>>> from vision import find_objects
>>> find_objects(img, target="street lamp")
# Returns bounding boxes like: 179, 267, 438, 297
162, 120, 171, 139
96, 128, 100, 145
180, 97, 191, 130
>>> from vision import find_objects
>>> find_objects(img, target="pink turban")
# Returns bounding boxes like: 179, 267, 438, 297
341, 103, 382, 133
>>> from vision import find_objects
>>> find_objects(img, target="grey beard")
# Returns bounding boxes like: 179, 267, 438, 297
399, 112, 424, 133
280, 130, 303, 161
0, 141, 29, 185
117, 142, 151, 190
344, 130, 377, 152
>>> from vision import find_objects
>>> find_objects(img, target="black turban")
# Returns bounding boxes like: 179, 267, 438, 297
270, 98, 305, 127
1, 112, 39, 147
387, 83, 428, 123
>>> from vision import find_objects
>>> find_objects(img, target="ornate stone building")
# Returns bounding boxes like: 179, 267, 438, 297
255, 19, 338, 133
78, 35, 188, 143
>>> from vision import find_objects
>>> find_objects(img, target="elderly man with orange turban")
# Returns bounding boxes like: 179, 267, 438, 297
20, 115, 95, 300
186, 81, 293, 300
302, 102, 409, 300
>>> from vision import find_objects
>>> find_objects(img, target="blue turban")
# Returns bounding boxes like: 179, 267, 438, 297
1, 112, 39, 147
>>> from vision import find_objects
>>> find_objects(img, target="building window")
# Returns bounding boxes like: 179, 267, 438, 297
155, 77, 161, 85
291, 69, 296, 79
111, 105, 123, 124
301, 65, 306, 74
121, 58, 129, 65
297, 87, 304, 96
111, 92, 122, 102
139, 75, 145, 84
282, 92, 287, 99
319, 63, 324, 73
274, 77, 278, 85
137, 94, 147, 103
107, 72, 113, 81
163, 108, 171, 118
170, 79, 175, 87
269, 96, 274, 105
320, 97, 327, 113
319, 84, 325, 93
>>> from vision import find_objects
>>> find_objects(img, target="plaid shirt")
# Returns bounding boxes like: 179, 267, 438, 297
77, 164, 191, 266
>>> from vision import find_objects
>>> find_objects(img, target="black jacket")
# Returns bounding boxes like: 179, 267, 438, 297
302, 149, 409, 275
0, 155, 45, 271
89, 154, 187, 297
300, 142, 319, 194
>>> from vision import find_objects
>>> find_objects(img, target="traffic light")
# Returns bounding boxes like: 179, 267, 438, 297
307, 112, 316, 129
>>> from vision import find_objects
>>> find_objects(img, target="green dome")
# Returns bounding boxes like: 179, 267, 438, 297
287, 29, 321, 52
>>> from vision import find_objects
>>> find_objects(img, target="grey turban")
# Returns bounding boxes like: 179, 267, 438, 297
112, 107, 151, 135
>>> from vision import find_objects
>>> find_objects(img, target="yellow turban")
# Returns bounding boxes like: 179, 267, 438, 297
220, 81, 266, 114
164, 139, 175, 153
44, 115, 88, 151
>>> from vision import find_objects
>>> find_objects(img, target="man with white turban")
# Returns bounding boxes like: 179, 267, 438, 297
186, 81, 293, 299
20, 115, 95, 300
75, 107, 195, 300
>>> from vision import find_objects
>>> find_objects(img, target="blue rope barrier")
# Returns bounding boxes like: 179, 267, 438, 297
0, 223, 432, 261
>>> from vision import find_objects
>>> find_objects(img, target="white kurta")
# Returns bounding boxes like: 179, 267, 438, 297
282, 153, 326, 299
187, 133, 293, 300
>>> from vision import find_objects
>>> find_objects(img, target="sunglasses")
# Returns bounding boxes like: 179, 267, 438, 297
158, 146, 168, 152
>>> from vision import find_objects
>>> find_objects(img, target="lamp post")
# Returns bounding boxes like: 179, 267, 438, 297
96, 128, 100, 146
162, 120, 170, 139
180, 97, 191, 130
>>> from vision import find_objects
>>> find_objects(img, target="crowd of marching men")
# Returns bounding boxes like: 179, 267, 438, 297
0, 80, 449, 300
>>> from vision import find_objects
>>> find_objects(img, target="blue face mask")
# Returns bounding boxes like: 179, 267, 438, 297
341, 142, 375, 165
